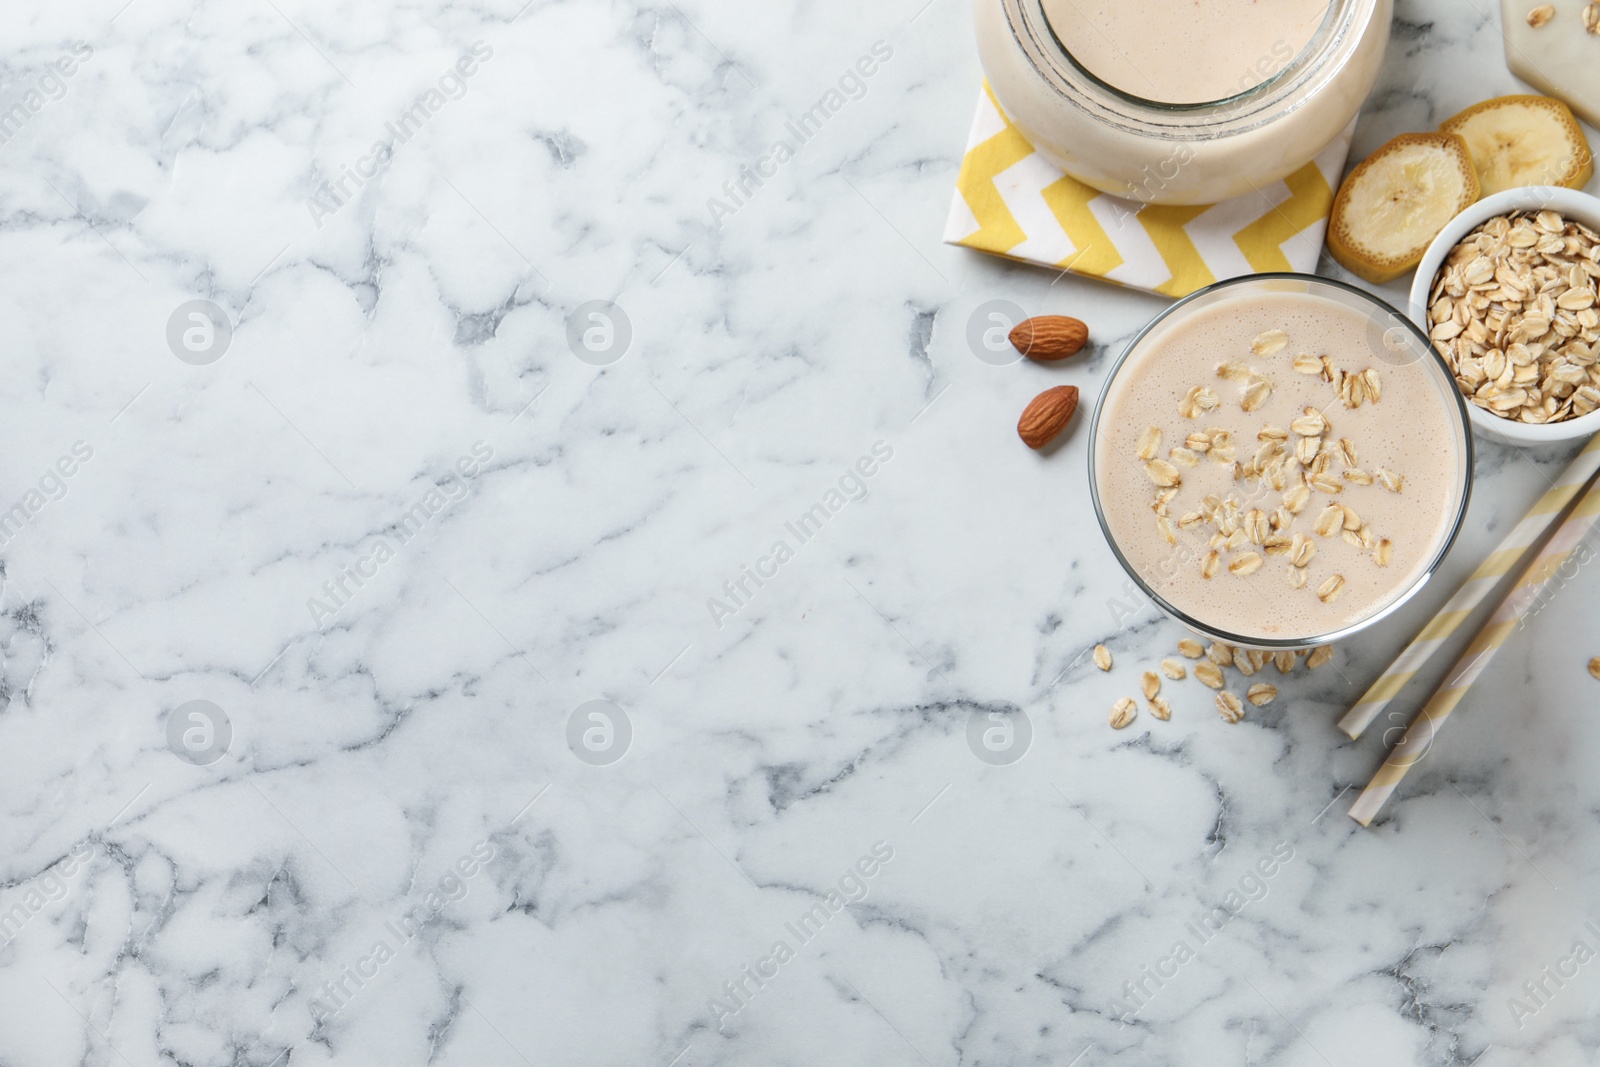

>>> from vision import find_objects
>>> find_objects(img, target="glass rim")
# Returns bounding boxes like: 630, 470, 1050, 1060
1035, 0, 1345, 112
1086, 272, 1476, 650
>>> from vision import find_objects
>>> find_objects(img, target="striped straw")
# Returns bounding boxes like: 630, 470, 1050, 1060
1348, 473, 1600, 826
1339, 432, 1600, 739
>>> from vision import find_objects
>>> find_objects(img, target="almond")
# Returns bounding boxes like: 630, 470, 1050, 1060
1018, 386, 1080, 449
1009, 316, 1089, 361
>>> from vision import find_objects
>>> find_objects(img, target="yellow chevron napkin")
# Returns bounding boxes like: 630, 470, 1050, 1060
945, 84, 1356, 298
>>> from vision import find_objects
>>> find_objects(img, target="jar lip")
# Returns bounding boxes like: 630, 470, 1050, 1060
1011, 0, 1355, 119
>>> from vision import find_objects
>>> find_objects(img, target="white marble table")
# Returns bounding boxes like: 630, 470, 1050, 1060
0, 1, 1597, 1064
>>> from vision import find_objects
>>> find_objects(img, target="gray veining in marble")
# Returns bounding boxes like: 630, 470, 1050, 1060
0, 0, 1597, 1064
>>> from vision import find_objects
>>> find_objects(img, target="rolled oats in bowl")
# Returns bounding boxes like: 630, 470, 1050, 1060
1426, 210, 1600, 424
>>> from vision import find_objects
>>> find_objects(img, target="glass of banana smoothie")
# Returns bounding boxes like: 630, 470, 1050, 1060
974, 0, 1392, 204
1090, 275, 1473, 648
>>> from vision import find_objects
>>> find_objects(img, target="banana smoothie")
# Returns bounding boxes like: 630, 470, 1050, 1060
973, 0, 1392, 203
1094, 286, 1467, 642
1041, 0, 1331, 105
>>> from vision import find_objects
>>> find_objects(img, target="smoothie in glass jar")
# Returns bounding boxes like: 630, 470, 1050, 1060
973, 0, 1392, 204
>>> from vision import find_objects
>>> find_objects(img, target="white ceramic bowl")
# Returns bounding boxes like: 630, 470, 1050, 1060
1408, 186, 1600, 448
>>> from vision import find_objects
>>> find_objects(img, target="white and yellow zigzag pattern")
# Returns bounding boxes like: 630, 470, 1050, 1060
944, 84, 1354, 298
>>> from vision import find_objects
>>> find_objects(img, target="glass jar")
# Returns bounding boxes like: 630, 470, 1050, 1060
973, 0, 1392, 205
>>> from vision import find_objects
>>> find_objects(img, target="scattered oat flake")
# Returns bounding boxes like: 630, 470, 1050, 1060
1111, 697, 1138, 730
1161, 658, 1188, 680
1195, 662, 1225, 689
1137, 426, 1162, 461
1589, 655, 1600, 680
1141, 671, 1161, 700
1291, 534, 1316, 568
1094, 644, 1113, 671
1149, 696, 1173, 721
1290, 412, 1326, 436
1252, 330, 1289, 357
1229, 552, 1265, 576
1180, 386, 1220, 418
1527, 5, 1555, 28
1178, 638, 1205, 659
1247, 683, 1278, 707
1241, 379, 1273, 413
1207, 643, 1234, 667
1146, 459, 1183, 488
1274, 650, 1296, 674
1307, 645, 1333, 670
1216, 690, 1245, 722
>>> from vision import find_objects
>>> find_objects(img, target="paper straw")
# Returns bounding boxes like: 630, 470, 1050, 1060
1339, 433, 1600, 739
1348, 473, 1600, 826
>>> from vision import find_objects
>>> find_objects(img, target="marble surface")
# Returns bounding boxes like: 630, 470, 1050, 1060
0, 0, 1598, 1064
